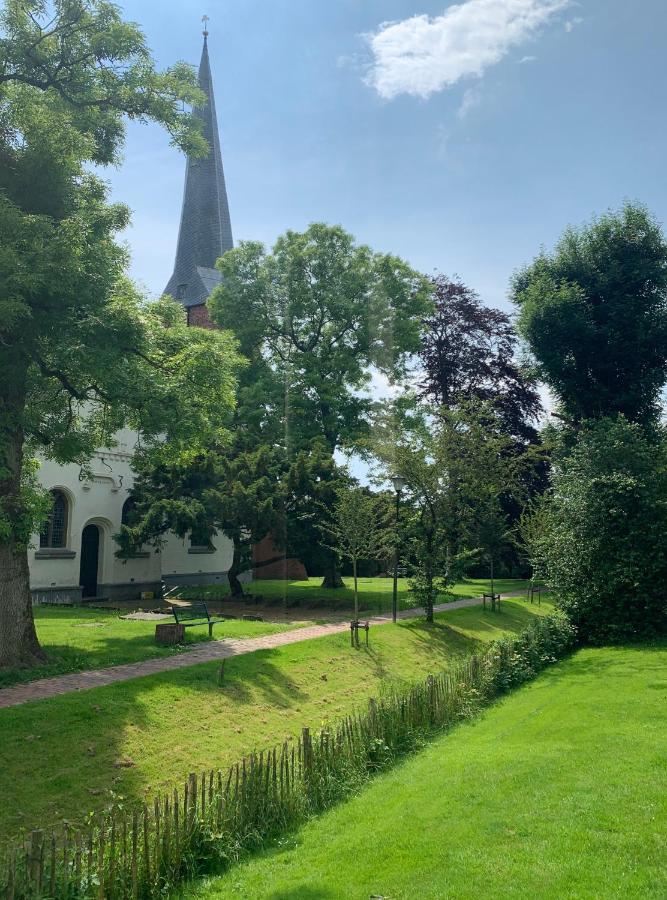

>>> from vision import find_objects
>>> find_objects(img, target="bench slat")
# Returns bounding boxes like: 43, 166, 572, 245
172, 601, 211, 625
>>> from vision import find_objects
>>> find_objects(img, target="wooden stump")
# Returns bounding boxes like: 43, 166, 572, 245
155, 623, 185, 645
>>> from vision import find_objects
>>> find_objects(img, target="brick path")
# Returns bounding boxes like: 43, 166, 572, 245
0, 594, 510, 710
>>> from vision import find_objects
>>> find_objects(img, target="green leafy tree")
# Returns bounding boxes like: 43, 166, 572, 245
118, 445, 283, 599
320, 486, 392, 621
531, 418, 667, 644
0, 0, 240, 667
283, 441, 350, 581
208, 223, 432, 587
512, 203, 667, 427
374, 402, 525, 621
372, 403, 460, 623
514, 203, 667, 640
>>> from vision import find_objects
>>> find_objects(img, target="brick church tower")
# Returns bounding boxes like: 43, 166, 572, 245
164, 25, 233, 327
165, 27, 308, 582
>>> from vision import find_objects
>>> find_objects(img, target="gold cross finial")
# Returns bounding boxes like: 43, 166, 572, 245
202, 14, 209, 37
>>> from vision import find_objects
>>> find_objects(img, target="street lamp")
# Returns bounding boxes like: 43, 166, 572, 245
391, 475, 407, 623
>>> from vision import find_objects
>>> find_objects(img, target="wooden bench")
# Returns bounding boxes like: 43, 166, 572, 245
172, 601, 219, 637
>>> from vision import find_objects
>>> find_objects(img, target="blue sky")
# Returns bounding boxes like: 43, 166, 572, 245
109, 0, 667, 316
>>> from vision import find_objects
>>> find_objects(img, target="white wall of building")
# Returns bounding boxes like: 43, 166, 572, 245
30, 428, 234, 604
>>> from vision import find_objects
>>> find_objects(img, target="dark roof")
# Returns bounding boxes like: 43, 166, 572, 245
164, 35, 233, 308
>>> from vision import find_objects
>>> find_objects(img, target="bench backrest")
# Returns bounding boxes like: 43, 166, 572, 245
172, 601, 210, 623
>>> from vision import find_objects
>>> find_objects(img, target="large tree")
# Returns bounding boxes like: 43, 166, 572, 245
0, 0, 241, 667
419, 274, 542, 443
513, 203, 667, 641
208, 223, 432, 586
512, 203, 667, 427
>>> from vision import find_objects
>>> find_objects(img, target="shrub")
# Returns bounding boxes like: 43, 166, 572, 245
534, 418, 667, 644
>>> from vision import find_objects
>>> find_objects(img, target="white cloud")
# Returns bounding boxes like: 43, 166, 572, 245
518, 54, 538, 63
565, 16, 584, 32
366, 0, 570, 100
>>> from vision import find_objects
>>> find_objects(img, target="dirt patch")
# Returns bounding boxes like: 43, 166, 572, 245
119, 612, 171, 622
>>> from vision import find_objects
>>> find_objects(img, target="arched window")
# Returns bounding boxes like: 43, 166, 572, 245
121, 497, 136, 527
40, 490, 69, 548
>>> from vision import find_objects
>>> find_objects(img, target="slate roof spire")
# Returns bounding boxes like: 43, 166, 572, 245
164, 26, 233, 308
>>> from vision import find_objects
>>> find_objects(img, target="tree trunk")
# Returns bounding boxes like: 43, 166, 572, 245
320, 554, 345, 589
490, 554, 496, 612
0, 364, 45, 667
227, 542, 246, 599
444, 543, 451, 585
352, 558, 359, 622
0, 541, 44, 667
425, 532, 435, 623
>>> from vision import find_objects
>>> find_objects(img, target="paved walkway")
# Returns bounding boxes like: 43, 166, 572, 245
0, 594, 508, 709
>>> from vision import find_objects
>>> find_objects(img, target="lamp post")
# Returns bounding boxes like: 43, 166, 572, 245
391, 475, 406, 623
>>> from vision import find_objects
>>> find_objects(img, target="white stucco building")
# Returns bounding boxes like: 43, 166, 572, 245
30, 428, 234, 604
29, 32, 237, 604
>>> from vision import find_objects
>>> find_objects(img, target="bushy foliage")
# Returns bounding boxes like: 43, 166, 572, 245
528, 418, 667, 644
513, 203, 667, 427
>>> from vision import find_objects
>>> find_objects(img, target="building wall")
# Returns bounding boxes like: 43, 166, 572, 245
30, 427, 234, 603
187, 304, 216, 329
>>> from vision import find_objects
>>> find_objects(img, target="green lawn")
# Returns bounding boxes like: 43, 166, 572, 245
0, 577, 530, 689
185, 641, 667, 900
179, 576, 530, 613
0, 599, 550, 843
0, 606, 297, 689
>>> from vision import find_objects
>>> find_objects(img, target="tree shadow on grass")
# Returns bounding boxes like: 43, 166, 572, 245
0, 615, 289, 689
196, 648, 310, 709
395, 619, 482, 662
0, 632, 212, 688
352, 644, 390, 681
0, 676, 155, 841
0, 643, 313, 843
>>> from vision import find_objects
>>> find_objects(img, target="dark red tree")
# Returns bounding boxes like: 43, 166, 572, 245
419, 275, 542, 443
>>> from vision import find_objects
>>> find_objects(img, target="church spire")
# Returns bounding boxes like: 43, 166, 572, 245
164, 25, 233, 310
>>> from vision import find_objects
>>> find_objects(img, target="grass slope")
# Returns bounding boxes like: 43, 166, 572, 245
179, 577, 529, 613
185, 642, 667, 900
0, 600, 550, 843
0, 607, 296, 689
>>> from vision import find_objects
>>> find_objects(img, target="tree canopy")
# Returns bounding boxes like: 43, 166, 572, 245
419, 274, 542, 444
209, 223, 432, 455
207, 223, 431, 588
118, 444, 283, 600
513, 203, 667, 427
319, 485, 392, 621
